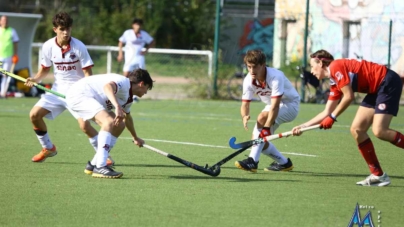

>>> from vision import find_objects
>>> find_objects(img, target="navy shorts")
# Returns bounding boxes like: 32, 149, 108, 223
361, 69, 403, 116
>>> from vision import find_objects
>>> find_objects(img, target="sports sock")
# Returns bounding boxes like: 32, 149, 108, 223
358, 138, 383, 176
89, 135, 98, 152
249, 125, 264, 162
95, 131, 112, 168
261, 142, 287, 164
391, 131, 404, 149
34, 128, 53, 149
91, 136, 117, 165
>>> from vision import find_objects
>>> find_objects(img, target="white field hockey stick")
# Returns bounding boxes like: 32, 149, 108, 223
142, 144, 221, 177
0, 68, 65, 98
228, 124, 321, 149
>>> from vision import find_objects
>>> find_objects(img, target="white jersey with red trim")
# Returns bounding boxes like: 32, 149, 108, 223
69, 74, 134, 113
242, 67, 300, 104
40, 37, 94, 93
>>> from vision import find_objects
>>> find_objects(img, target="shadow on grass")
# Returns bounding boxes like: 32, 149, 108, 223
168, 175, 300, 183
291, 170, 404, 180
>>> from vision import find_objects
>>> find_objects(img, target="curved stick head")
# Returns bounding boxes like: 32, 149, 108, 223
210, 166, 221, 177
228, 137, 238, 148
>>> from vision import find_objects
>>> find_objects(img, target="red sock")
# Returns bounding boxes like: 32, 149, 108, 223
391, 131, 404, 149
358, 138, 383, 176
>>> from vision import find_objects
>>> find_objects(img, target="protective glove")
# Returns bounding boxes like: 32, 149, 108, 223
320, 115, 337, 129
12, 55, 19, 64
259, 127, 272, 140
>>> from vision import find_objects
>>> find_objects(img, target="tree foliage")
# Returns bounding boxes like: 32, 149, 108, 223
24, 0, 216, 50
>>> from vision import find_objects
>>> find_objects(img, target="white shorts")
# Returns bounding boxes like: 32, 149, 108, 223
66, 94, 105, 121
261, 101, 299, 133
123, 57, 145, 72
0, 56, 12, 71
35, 93, 81, 120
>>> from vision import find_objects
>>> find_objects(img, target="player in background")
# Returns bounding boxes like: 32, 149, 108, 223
117, 18, 155, 76
234, 50, 300, 173
0, 15, 19, 98
66, 69, 154, 178
292, 49, 404, 186
24, 12, 113, 165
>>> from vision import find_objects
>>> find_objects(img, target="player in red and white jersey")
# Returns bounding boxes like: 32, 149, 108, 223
292, 49, 404, 186
24, 12, 113, 166
66, 69, 154, 178
235, 50, 300, 173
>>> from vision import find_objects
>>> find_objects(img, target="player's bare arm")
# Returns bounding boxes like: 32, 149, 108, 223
331, 85, 354, 118
142, 40, 155, 55
124, 113, 144, 147
241, 101, 251, 130
103, 82, 124, 125
82, 67, 92, 77
264, 97, 281, 127
117, 41, 124, 62
25, 67, 50, 87
292, 99, 339, 135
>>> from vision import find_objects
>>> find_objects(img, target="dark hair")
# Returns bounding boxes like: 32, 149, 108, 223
310, 49, 334, 67
132, 18, 143, 25
244, 50, 266, 65
128, 69, 154, 90
52, 12, 73, 28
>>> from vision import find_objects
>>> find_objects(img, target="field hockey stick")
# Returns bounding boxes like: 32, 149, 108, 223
0, 68, 65, 98
206, 145, 251, 171
228, 124, 321, 149
142, 144, 221, 177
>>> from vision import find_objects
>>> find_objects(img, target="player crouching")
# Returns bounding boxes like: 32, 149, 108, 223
66, 69, 154, 178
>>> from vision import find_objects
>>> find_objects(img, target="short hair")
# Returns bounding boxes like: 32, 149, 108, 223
310, 49, 334, 67
244, 50, 266, 65
132, 18, 143, 25
52, 12, 73, 28
128, 69, 154, 90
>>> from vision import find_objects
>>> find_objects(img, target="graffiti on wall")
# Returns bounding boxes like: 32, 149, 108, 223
238, 18, 274, 60
274, 0, 404, 74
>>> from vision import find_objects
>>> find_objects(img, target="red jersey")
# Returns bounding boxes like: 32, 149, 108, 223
328, 59, 387, 100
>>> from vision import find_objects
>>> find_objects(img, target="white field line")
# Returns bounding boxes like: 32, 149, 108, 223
119, 136, 318, 157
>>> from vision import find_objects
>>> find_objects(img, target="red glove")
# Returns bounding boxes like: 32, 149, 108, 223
259, 127, 272, 140
320, 115, 337, 129
12, 55, 19, 64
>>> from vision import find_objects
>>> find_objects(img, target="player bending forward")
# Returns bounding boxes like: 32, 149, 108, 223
292, 49, 404, 186
66, 69, 154, 178
235, 50, 300, 172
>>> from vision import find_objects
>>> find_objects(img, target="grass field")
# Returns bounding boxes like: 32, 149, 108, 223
1, 98, 404, 226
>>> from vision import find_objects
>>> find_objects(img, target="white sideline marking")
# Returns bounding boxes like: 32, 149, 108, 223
119, 136, 318, 157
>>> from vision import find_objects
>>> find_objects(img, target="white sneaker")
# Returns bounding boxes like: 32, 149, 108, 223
356, 173, 391, 187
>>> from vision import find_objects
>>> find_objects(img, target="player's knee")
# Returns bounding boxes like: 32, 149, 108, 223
350, 126, 363, 139
372, 127, 387, 139
29, 109, 41, 122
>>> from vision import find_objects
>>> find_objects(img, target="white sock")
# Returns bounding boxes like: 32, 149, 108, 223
91, 136, 117, 165
95, 131, 112, 168
262, 142, 287, 164
249, 125, 264, 162
36, 133, 53, 149
89, 135, 98, 152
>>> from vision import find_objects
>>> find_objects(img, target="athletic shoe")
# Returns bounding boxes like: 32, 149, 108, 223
84, 161, 95, 175
356, 173, 391, 187
92, 166, 123, 179
264, 158, 294, 172
235, 157, 259, 173
31, 145, 57, 162
106, 156, 115, 166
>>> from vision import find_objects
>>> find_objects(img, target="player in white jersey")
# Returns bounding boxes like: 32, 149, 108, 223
235, 50, 300, 173
24, 12, 113, 165
117, 18, 155, 76
66, 69, 154, 178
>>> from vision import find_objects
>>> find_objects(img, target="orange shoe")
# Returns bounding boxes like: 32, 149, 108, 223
106, 156, 115, 166
31, 145, 57, 162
